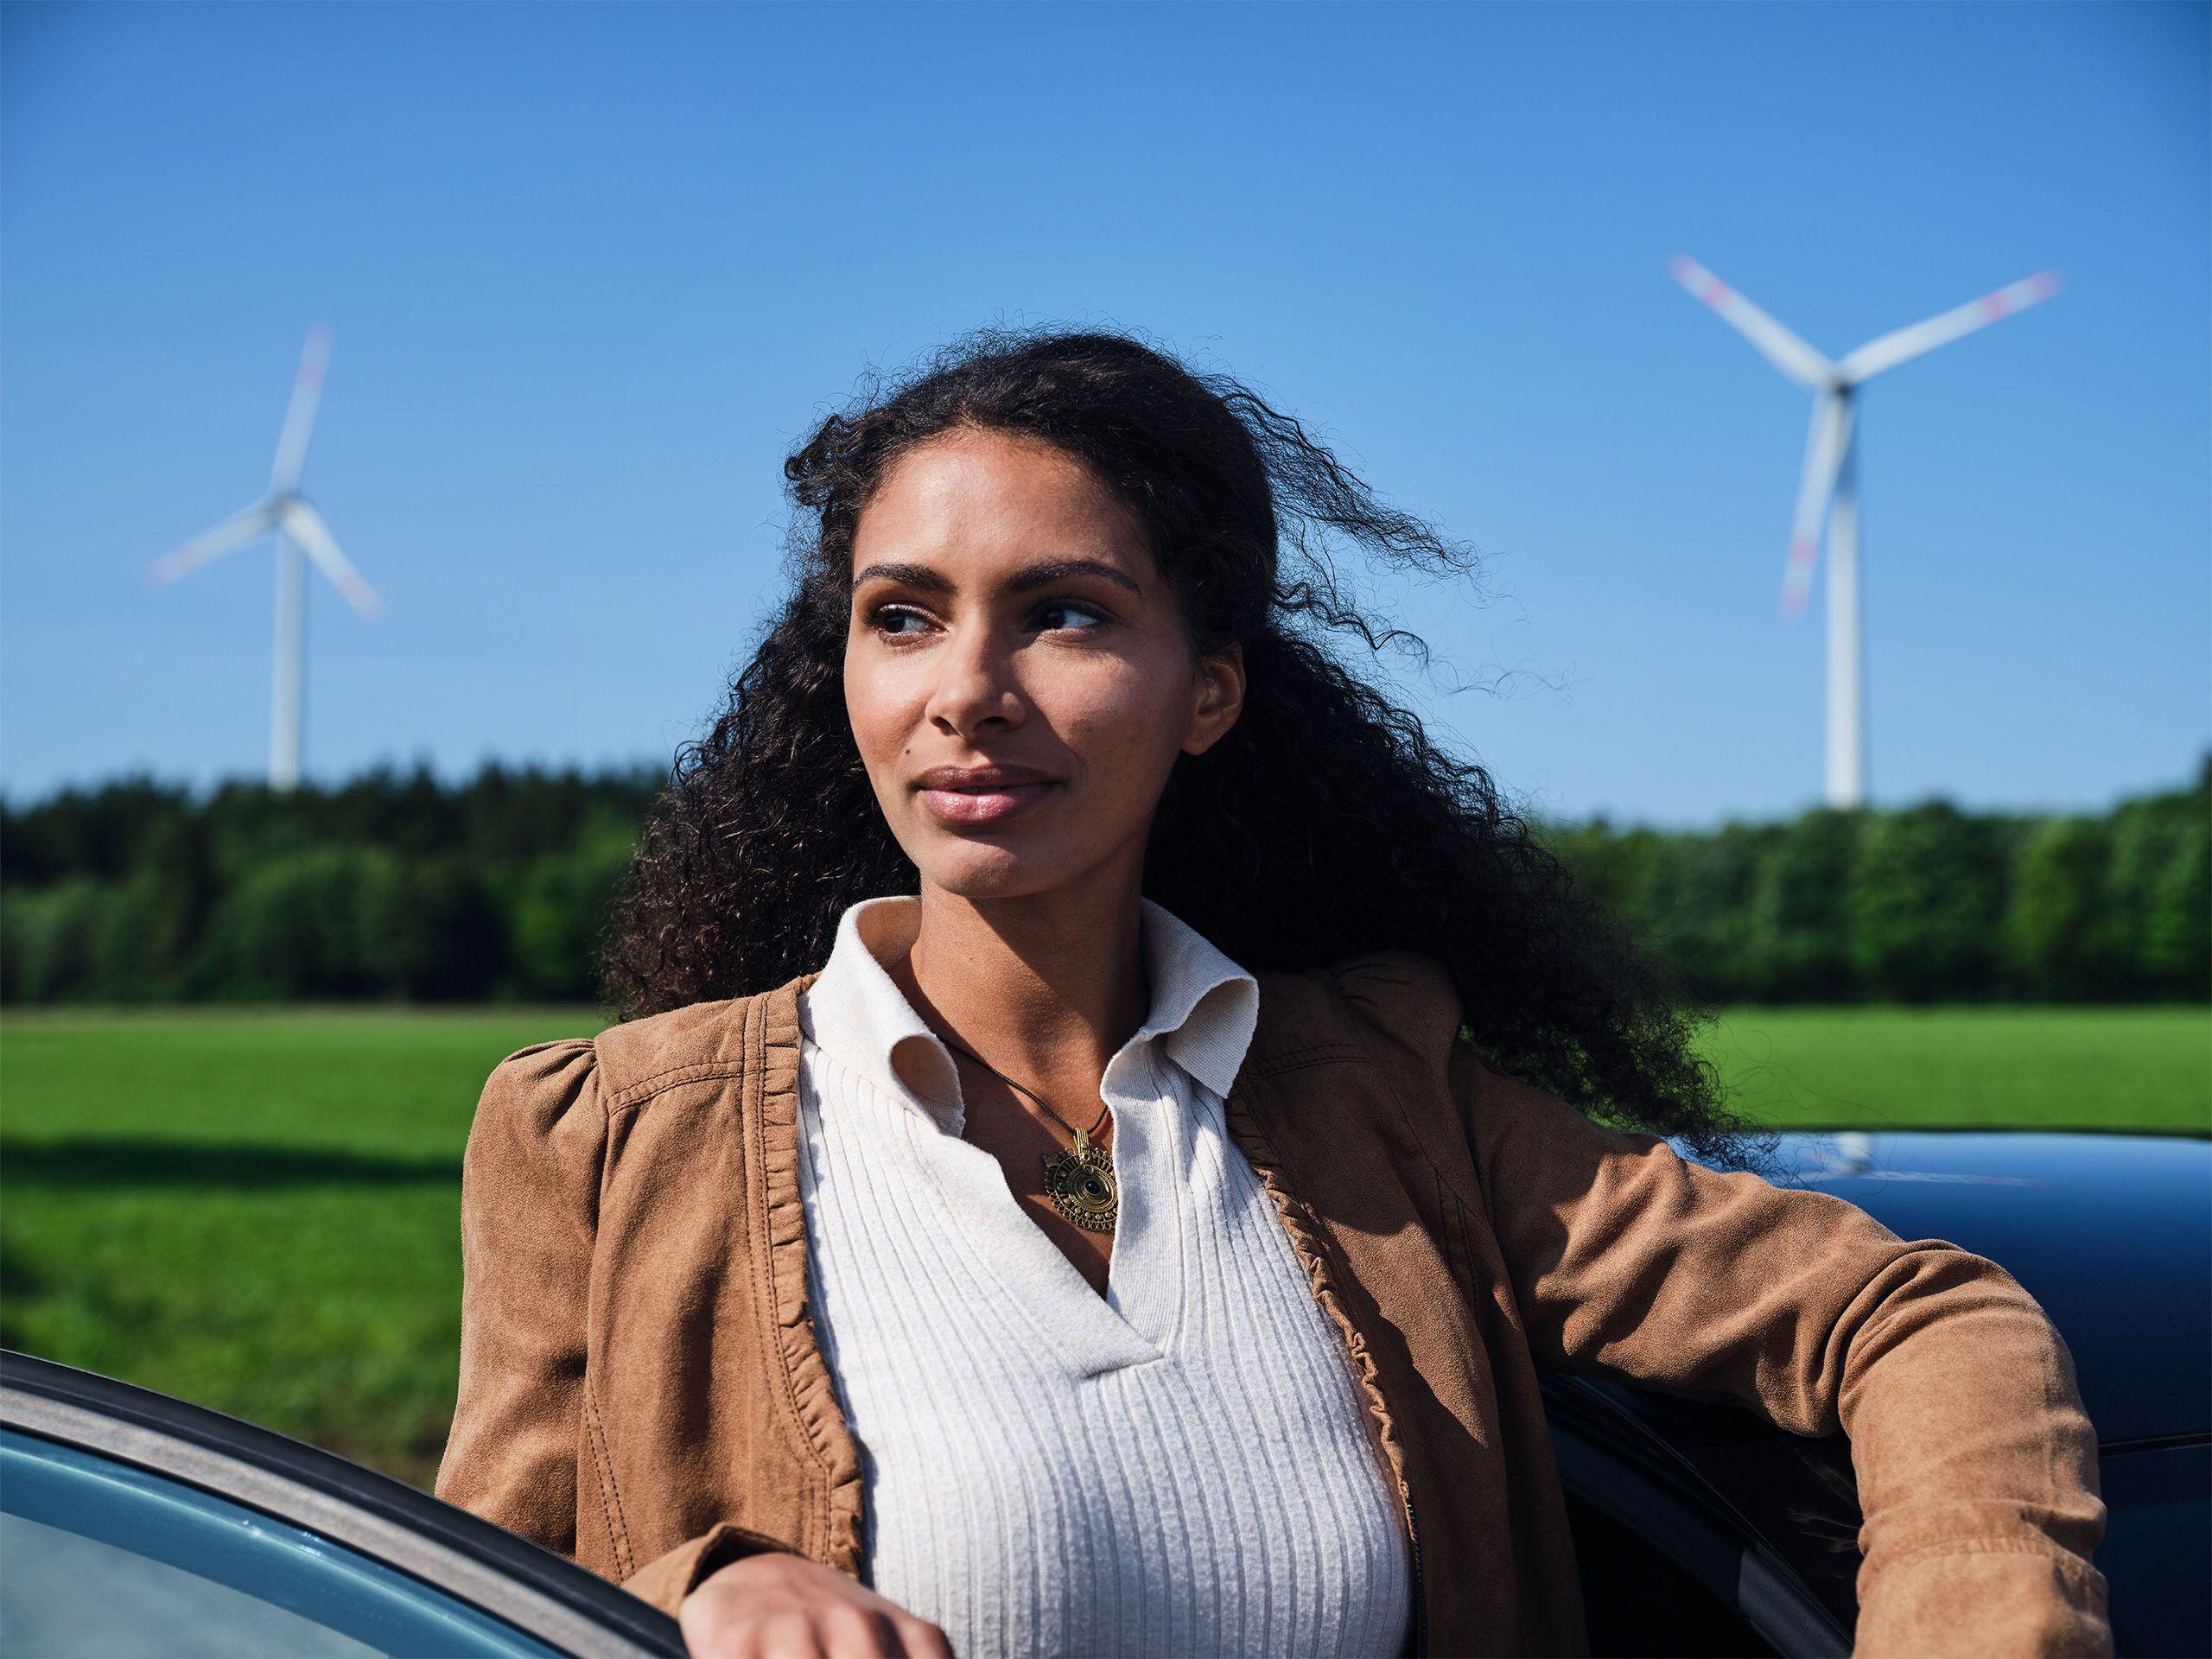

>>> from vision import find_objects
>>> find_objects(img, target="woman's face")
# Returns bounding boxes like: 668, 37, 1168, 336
844, 426, 1244, 903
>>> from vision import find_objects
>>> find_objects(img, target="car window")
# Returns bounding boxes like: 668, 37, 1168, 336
0, 1429, 563, 1658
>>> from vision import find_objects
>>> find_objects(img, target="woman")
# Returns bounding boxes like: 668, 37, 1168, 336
435, 327, 2111, 1659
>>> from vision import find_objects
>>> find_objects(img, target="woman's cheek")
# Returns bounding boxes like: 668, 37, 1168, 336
1061, 684, 1184, 808
846, 661, 918, 767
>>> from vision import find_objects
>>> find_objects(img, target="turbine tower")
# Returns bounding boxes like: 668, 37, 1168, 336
147, 326, 384, 791
1669, 257, 2059, 809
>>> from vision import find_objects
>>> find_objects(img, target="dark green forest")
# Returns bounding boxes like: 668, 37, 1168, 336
3, 760, 2205, 1007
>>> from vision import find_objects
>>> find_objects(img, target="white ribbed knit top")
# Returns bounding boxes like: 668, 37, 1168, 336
793, 895, 1414, 1659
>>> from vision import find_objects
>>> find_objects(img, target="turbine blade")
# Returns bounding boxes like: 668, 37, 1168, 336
1836, 270, 2061, 385
268, 324, 333, 493
147, 499, 279, 584
1783, 392, 1854, 615
1669, 254, 1835, 391
277, 499, 383, 620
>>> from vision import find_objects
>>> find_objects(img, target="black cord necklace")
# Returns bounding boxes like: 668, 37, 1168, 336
938, 1034, 1119, 1233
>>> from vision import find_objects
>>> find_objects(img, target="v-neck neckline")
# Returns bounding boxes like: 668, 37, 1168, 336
749, 968, 1431, 1649
914, 1069, 1184, 1379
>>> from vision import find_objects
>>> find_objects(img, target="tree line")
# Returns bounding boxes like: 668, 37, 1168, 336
3, 759, 2204, 1007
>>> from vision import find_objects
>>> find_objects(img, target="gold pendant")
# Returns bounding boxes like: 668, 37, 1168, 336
1041, 1124, 1118, 1232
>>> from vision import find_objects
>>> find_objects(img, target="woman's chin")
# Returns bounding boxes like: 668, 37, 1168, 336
909, 835, 1087, 903
918, 859, 1064, 902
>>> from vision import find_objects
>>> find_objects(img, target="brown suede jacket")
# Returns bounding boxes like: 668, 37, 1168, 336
433, 951, 2113, 1657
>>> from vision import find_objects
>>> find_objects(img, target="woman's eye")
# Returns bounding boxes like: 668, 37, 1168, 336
1034, 601, 1106, 632
871, 605, 934, 637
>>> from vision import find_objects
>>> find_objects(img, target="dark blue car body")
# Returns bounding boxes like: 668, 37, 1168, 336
1551, 1128, 2209, 1657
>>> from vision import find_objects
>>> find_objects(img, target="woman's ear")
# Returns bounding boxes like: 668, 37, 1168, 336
1182, 641, 1246, 756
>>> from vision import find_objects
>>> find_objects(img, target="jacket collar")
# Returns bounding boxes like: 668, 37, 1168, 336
797, 893, 1260, 1136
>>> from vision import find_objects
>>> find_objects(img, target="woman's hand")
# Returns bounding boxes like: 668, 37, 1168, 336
677, 1551, 956, 1659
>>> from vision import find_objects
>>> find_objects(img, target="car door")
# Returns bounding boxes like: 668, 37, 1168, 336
1544, 1371, 1855, 1659
0, 1349, 685, 1659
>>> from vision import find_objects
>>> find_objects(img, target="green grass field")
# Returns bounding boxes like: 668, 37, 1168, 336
3, 1003, 2206, 1491
1695, 1005, 2212, 1132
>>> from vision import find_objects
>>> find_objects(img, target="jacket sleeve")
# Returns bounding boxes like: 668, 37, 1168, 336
434, 1040, 792, 1618
1446, 1018, 2113, 1658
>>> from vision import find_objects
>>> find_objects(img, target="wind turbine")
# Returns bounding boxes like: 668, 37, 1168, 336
1669, 257, 2059, 809
147, 325, 384, 791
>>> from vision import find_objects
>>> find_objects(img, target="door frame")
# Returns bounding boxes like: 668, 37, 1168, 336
1, 1349, 684, 1659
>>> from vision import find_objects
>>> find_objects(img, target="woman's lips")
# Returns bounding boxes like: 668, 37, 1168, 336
915, 781, 1056, 826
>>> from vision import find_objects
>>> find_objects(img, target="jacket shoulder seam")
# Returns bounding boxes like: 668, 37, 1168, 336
605, 1059, 749, 1116
593, 990, 785, 1114
1247, 1040, 1370, 1077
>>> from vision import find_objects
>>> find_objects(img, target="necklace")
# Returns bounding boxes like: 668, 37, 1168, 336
938, 1034, 1119, 1233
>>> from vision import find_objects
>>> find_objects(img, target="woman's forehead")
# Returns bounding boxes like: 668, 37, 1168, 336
853, 429, 1151, 580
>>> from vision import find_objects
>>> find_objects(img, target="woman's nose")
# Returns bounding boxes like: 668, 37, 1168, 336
924, 626, 1026, 737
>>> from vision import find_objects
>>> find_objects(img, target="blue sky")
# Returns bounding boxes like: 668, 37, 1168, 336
3, 1, 2203, 826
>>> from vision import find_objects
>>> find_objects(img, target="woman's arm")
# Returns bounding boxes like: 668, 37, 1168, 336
1449, 1032, 2113, 1658
433, 1040, 790, 1618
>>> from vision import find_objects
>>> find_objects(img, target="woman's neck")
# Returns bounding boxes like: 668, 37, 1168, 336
889, 863, 1150, 1090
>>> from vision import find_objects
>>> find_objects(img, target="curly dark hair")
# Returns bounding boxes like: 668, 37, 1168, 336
601, 323, 1770, 1167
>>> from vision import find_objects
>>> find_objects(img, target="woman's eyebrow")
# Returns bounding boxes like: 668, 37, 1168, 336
852, 557, 1144, 598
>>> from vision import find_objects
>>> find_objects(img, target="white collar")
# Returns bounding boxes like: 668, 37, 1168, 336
798, 893, 1260, 1136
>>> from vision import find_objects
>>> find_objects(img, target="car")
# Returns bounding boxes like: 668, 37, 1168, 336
1552, 1128, 2210, 1659
3, 1128, 2203, 1658
0, 1351, 683, 1658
